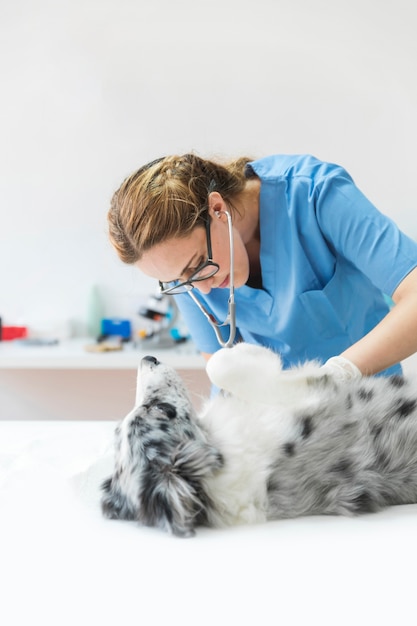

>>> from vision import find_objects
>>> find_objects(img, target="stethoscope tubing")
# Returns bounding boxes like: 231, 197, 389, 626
187, 209, 236, 348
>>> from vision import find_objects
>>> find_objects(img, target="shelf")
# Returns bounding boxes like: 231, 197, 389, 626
0, 338, 206, 370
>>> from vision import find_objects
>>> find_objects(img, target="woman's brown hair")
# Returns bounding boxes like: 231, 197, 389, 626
108, 153, 253, 264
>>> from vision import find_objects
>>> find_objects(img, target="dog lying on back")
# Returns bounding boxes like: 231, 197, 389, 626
101, 343, 417, 537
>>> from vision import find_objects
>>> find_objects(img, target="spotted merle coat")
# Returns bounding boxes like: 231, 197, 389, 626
101, 343, 417, 537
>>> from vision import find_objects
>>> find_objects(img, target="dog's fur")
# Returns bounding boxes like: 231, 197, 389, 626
101, 343, 417, 537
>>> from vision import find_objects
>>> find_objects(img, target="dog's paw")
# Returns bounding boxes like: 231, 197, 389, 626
207, 343, 281, 389
206, 343, 324, 406
207, 343, 283, 401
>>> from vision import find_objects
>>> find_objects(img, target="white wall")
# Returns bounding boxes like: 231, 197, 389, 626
1, 0, 416, 336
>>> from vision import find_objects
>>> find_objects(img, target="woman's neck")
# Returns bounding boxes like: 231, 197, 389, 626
233, 178, 261, 246
233, 178, 262, 287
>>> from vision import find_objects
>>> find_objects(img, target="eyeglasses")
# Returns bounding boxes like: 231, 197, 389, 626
159, 209, 236, 348
159, 217, 219, 295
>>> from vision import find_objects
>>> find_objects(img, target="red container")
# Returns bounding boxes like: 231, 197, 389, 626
1, 326, 28, 341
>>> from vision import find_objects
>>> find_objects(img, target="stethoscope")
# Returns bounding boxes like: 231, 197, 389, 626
187, 209, 236, 348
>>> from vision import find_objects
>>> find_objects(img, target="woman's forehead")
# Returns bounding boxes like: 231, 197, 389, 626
136, 229, 205, 281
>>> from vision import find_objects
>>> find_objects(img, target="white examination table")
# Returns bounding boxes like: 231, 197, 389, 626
1, 418, 417, 626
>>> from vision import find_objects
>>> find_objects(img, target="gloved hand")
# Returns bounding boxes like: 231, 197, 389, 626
320, 356, 362, 382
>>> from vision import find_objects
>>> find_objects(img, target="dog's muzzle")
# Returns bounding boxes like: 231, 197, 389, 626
142, 355, 160, 366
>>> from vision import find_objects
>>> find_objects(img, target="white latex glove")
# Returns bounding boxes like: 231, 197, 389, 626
320, 356, 362, 382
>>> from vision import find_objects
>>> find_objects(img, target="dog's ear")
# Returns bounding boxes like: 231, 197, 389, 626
100, 476, 136, 521
139, 441, 223, 538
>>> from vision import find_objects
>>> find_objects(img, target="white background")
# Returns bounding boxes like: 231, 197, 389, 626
1, 0, 416, 336
1, 6, 417, 618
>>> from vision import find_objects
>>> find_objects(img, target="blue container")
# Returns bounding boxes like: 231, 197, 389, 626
101, 318, 132, 339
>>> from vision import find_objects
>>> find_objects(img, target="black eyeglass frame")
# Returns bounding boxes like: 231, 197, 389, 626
158, 209, 236, 349
159, 216, 220, 295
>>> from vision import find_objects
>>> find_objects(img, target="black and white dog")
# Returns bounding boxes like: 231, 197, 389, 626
101, 343, 417, 537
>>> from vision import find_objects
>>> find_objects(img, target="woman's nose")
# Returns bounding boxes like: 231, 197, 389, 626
195, 277, 214, 295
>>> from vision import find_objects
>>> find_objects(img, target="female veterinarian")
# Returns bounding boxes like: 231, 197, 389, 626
108, 153, 417, 379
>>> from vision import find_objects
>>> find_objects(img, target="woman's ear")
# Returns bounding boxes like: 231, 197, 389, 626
207, 191, 226, 218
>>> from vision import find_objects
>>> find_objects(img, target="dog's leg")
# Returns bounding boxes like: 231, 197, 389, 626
206, 343, 328, 407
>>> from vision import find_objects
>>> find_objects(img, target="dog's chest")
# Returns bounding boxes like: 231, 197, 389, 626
199, 396, 299, 525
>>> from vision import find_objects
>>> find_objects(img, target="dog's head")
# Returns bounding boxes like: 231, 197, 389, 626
101, 355, 223, 537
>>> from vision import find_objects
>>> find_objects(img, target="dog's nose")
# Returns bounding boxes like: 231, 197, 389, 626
142, 355, 159, 366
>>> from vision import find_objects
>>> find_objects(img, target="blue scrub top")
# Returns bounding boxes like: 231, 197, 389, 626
175, 155, 417, 375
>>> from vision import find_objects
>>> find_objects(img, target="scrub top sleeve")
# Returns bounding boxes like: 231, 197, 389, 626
175, 292, 222, 355
314, 170, 417, 296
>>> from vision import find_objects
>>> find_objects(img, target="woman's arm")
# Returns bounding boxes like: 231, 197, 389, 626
340, 266, 417, 375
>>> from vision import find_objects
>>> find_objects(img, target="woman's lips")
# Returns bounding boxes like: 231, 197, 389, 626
218, 275, 230, 289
